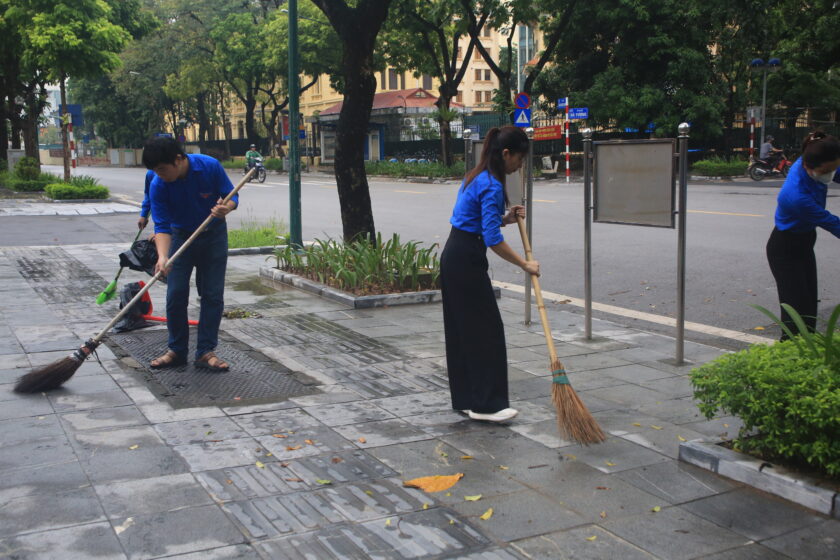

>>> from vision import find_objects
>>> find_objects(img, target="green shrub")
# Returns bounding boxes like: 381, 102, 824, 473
691, 340, 840, 476
44, 182, 109, 200
691, 156, 747, 177
274, 232, 440, 294
14, 156, 41, 180
66, 175, 101, 188
220, 158, 244, 169
366, 160, 465, 178
4, 171, 59, 192
264, 157, 283, 171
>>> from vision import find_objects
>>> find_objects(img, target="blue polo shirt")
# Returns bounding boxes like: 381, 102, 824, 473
775, 158, 840, 238
150, 154, 237, 235
140, 170, 154, 219
450, 170, 505, 247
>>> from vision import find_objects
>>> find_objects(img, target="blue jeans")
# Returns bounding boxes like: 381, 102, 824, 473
166, 221, 227, 360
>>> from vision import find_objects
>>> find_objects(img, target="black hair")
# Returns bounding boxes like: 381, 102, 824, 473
142, 137, 185, 169
801, 130, 840, 169
463, 125, 529, 206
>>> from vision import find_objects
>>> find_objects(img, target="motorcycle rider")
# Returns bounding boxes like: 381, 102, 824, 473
245, 144, 261, 171
760, 135, 784, 170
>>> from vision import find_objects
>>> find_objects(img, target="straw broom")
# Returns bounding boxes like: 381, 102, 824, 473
516, 216, 605, 445
13, 169, 255, 394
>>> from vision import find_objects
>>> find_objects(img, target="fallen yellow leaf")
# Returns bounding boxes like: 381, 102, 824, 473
564, 454, 577, 461
128, 445, 139, 450
449, 519, 455, 525
422, 503, 429, 510
316, 479, 332, 485
479, 508, 494, 520
256, 461, 265, 469
651, 506, 661, 513
650, 425, 663, 430
632, 422, 642, 427
266, 452, 273, 457
272, 434, 288, 438
385, 518, 391, 526
440, 452, 448, 458
286, 445, 302, 451
358, 437, 366, 443
403, 473, 464, 493
464, 495, 482, 501
304, 439, 314, 445
498, 465, 509, 470
677, 435, 687, 442
600, 511, 607, 519
605, 461, 616, 467
461, 455, 473, 460
754, 326, 765, 331
445, 492, 452, 497
586, 535, 597, 541
365, 490, 373, 495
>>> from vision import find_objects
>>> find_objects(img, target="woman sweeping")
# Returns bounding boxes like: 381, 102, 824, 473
766, 130, 840, 339
441, 126, 539, 423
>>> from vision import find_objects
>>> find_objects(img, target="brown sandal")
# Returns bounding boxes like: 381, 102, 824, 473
150, 350, 186, 369
195, 351, 230, 372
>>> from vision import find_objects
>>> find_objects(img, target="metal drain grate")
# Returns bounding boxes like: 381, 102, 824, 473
108, 328, 318, 408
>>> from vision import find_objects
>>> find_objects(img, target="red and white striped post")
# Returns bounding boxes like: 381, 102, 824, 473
68, 120, 77, 169
749, 115, 755, 159
565, 102, 570, 183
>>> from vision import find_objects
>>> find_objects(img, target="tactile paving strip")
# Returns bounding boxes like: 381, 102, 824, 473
108, 328, 318, 408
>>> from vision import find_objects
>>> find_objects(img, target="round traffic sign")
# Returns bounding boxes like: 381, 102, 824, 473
514, 92, 531, 109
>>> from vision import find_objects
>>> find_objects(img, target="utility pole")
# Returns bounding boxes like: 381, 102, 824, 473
288, 0, 302, 247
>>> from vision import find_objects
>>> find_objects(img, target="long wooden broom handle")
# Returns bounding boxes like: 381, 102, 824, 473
90, 168, 255, 344
516, 215, 559, 364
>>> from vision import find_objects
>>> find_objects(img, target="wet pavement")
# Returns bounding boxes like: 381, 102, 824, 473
0, 200, 838, 559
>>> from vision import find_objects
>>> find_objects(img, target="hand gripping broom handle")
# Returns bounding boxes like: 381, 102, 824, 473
88, 169, 255, 346
516, 215, 559, 365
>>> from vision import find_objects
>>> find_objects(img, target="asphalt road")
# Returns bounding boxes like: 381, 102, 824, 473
41, 165, 839, 351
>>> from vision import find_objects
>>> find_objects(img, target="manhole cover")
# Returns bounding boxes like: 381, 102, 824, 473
108, 328, 319, 408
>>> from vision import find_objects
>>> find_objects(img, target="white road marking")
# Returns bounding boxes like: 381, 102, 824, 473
492, 280, 773, 345
688, 210, 764, 217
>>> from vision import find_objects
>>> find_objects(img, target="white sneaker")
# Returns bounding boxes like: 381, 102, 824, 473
468, 408, 518, 422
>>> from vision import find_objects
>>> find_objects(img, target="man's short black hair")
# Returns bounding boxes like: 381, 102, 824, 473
142, 137, 185, 169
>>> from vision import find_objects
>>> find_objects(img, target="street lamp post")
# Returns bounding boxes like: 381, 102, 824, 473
287, 0, 302, 248
749, 57, 782, 150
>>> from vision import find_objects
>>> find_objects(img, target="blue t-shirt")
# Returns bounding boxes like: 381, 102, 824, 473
775, 158, 840, 238
150, 154, 238, 234
140, 170, 154, 218
449, 170, 505, 247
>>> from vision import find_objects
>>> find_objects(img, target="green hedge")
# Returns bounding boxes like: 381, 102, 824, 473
220, 158, 244, 169
3, 172, 61, 192
14, 156, 40, 180
366, 160, 465, 178
691, 157, 748, 177
44, 182, 109, 200
691, 340, 840, 476
264, 157, 283, 171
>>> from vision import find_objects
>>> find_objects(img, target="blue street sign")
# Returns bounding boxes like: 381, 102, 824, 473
568, 107, 589, 120
557, 97, 568, 109
514, 92, 531, 109
513, 108, 531, 127
283, 129, 306, 140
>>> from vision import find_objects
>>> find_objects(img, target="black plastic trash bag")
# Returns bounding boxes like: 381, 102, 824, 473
113, 281, 153, 333
119, 239, 158, 277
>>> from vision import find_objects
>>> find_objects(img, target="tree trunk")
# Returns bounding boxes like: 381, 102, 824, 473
436, 97, 453, 167
245, 91, 258, 143
59, 76, 71, 180
335, 48, 377, 242
22, 114, 39, 162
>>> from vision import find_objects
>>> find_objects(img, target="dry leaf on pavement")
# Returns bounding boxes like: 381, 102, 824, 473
403, 473, 464, 492
479, 508, 494, 520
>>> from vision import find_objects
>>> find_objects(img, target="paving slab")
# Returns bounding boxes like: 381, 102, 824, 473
511, 525, 657, 560
0, 521, 127, 560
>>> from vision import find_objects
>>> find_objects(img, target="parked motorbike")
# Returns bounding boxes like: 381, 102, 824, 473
748, 154, 791, 181
244, 156, 267, 183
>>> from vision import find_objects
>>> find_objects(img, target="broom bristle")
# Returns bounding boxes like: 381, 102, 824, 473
550, 360, 606, 445
13, 356, 84, 394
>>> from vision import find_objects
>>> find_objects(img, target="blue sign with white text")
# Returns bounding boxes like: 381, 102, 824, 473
557, 97, 568, 109
513, 108, 531, 127
568, 107, 589, 120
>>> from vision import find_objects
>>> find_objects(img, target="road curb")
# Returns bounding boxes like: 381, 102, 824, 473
679, 439, 839, 518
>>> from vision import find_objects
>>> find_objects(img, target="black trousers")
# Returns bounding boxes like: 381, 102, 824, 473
766, 227, 818, 339
440, 227, 509, 414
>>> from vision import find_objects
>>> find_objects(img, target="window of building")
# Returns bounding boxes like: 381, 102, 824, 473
422, 74, 432, 90
474, 91, 482, 104
475, 69, 482, 81
474, 48, 482, 60
379, 71, 385, 89
484, 90, 493, 102
388, 69, 398, 90
484, 69, 491, 81
456, 46, 462, 59
399, 73, 405, 89
455, 90, 463, 104
481, 25, 492, 38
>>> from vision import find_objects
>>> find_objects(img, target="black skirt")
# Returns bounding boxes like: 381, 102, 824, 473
440, 226, 509, 413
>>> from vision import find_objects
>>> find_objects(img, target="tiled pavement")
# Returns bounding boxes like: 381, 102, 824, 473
1, 229, 839, 558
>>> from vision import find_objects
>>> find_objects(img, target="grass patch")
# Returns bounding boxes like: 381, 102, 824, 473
691, 156, 748, 177
228, 217, 288, 249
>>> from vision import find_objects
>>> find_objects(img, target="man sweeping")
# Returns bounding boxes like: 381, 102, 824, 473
142, 137, 238, 371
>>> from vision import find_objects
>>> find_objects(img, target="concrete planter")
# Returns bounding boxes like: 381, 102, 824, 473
679, 439, 840, 518
259, 265, 500, 309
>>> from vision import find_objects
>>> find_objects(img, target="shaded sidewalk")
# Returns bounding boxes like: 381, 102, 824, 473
0, 237, 838, 559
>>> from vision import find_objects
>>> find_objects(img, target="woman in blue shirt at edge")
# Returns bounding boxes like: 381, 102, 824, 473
766, 130, 840, 339
441, 126, 540, 423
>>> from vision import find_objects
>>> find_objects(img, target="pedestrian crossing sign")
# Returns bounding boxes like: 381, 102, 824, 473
514, 108, 531, 127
